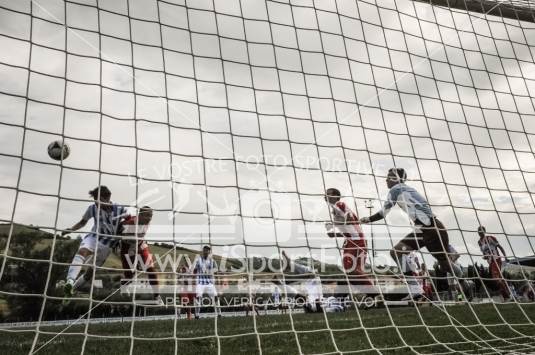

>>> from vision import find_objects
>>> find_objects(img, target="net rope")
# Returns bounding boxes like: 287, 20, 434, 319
0, 0, 535, 354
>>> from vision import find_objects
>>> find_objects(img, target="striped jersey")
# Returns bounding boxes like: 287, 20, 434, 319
83, 203, 128, 247
192, 256, 218, 285
380, 183, 434, 226
329, 201, 365, 241
478, 235, 500, 258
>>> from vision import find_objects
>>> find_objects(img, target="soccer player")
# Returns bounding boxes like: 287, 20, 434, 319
477, 226, 510, 300
245, 292, 261, 316
281, 250, 323, 313
359, 168, 466, 298
272, 285, 283, 313
324, 188, 373, 287
120, 206, 162, 305
445, 244, 465, 301
192, 245, 221, 319
61, 186, 128, 297
420, 263, 433, 301
178, 265, 194, 319
401, 251, 423, 301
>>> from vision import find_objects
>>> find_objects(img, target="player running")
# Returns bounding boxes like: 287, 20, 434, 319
359, 168, 467, 298
61, 186, 128, 297
192, 246, 221, 319
477, 226, 510, 300
324, 188, 373, 288
120, 206, 162, 305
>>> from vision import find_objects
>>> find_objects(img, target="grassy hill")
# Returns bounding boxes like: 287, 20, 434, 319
0, 224, 238, 271
0, 223, 340, 274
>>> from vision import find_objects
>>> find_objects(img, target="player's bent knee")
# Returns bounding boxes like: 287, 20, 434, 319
390, 244, 407, 260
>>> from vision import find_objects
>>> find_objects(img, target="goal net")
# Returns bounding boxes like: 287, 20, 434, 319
1, 0, 535, 354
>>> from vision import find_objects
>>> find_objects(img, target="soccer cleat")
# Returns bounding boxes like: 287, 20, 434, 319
64, 280, 74, 298
62, 279, 75, 305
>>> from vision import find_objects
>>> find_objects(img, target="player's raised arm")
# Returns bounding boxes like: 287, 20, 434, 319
61, 218, 88, 237
61, 206, 92, 236
360, 179, 402, 224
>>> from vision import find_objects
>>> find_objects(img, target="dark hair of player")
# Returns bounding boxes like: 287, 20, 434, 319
387, 168, 407, 183
203, 245, 211, 251
88, 185, 111, 200
478, 225, 486, 233
326, 188, 341, 197
140, 206, 153, 214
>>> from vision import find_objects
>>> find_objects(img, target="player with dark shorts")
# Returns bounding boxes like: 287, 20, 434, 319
120, 206, 162, 304
360, 168, 465, 297
478, 226, 510, 300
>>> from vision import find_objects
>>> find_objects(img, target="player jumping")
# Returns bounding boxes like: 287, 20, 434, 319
477, 225, 510, 300
359, 168, 467, 299
324, 188, 374, 288
120, 206, 163, 305
61, 186, 128, 297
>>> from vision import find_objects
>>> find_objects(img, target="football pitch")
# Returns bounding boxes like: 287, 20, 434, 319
2, 304, 535, 355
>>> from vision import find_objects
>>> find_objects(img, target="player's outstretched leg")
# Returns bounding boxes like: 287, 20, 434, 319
65, 247, 93, 298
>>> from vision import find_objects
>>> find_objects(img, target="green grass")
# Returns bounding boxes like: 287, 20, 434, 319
2, 304, 535, 355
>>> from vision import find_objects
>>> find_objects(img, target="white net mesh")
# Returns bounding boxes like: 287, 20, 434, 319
1, 0, 535, 354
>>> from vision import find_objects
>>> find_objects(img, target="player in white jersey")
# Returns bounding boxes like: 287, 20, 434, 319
444, 244, 464, 301
400, 251, 423, 301
272, 285, 284, 313
192, 245, 221, 319
60, 186, 128, 297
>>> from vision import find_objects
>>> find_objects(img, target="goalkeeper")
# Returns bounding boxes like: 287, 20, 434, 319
359, 168, 468, 297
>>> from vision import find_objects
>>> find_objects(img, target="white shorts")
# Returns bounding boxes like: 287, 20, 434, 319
196, 283, 217, 298
80, 234, 97, 252
79, 234, 112, 267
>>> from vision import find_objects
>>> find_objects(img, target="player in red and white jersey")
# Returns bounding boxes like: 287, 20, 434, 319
325, 188, 373, 286
420, 263, 433, 300
478, 225, 510, 300
120, 206, 161, 303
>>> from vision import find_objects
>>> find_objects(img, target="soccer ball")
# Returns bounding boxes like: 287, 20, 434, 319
47, 140, 70, 160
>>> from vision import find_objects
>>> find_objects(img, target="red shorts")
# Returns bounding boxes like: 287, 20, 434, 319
489, 258, 502, 279
343, 239, 373, 285
121, 241, 155, 278
180, 293, 194, 305
342, 239, 366, 271
422, 280, 433, 297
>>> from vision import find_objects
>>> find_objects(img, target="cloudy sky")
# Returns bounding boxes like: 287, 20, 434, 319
0, 0, 535, 268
